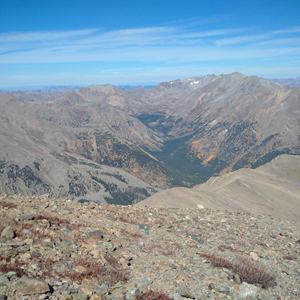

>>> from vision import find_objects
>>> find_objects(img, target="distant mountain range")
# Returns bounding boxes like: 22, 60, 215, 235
1, 72, 299, 203
117, 85, 155, 90
0, 86, 84, 92
270, 76, 300, 88
0, 84, 155, 92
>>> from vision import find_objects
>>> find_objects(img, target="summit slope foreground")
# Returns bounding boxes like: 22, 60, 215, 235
0, 194, 299, 299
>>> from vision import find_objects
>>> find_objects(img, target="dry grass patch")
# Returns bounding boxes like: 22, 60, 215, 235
64, 258, 129, 286
218, 244, 243, 253
283, 254, 297, 260
198, 252, 277, 289
0, 201, 17, 209
34, 214, 86, 230
161, 250, 175, 256
120, 229, 142, 239
135, 290, 172, 300
0, 257, 28, 277
118, 216, 139, 225
104, 254, 120, 268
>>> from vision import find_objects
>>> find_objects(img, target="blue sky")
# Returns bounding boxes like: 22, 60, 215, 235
0, 0, 299, 88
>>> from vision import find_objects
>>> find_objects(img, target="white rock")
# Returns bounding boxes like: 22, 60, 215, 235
250, 252, 259, 261
239, 282, 257, 298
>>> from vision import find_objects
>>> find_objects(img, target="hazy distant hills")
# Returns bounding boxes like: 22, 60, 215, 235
117, 85, 155, 90
271, 76, 300, 88
1, 72, 300, 202
0, 86, 83, 92
136, 154, 300, 222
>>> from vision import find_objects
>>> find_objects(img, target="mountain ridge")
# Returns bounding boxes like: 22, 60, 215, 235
1, 72, 300, 201
136, 154, 300, 222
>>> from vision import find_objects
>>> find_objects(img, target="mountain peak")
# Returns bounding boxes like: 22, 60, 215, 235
228, 72, 247, 79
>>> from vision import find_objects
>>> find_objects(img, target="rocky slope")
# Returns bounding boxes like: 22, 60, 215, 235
0, 194, 299, 299
136, 155, 300, 223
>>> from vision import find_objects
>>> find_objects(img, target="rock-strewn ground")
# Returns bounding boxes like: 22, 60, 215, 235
0, 193, 299, 300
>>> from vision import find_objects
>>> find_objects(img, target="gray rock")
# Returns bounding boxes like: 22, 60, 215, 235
40, 194, 50, 199
217, 285, 230, 295
40, 203, 49, 209
21, 229, 33, 238
192, 237, 204, 244
233, 273, 241, 283
284, 269, 300, 276
72, 294, 89, 300
0, 275, 9, 286
177, 286, 195, 299
139, 224, 149, 230
21, 215, 35, 221
69, 287, 79, 294
18, 275, 29, 281
17, 245, 30, 253
136, 277, 152, 289
56, 284, 68, 291
239, 282, 257, 298
126, 287, 140, 300
173, 293, 184, 300
0, 217, 14, 225
0, 296, 7, 300
13, 279, 50, 295
88, 230, 103, 239
1, 226, 14, 239
106, 296, 124, 300
52, 279, 63, 286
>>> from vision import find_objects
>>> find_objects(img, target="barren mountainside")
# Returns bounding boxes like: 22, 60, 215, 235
136, 154, 300, 222
1, 72, 300, 202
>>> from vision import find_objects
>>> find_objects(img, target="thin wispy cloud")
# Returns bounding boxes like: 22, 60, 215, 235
0, 29, 99, 43
273, 26, 300, 34
0, 24, 299, 86
254, 37, 300, 47
0, 25, 298, 65
0, 27, 241, 51
214, 34, 269, 46
0, 26, 251, 63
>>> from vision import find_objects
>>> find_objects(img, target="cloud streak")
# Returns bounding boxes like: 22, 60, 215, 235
0, 25, 299, 86
0, 27, 299, 64
1, 25, 290, 64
